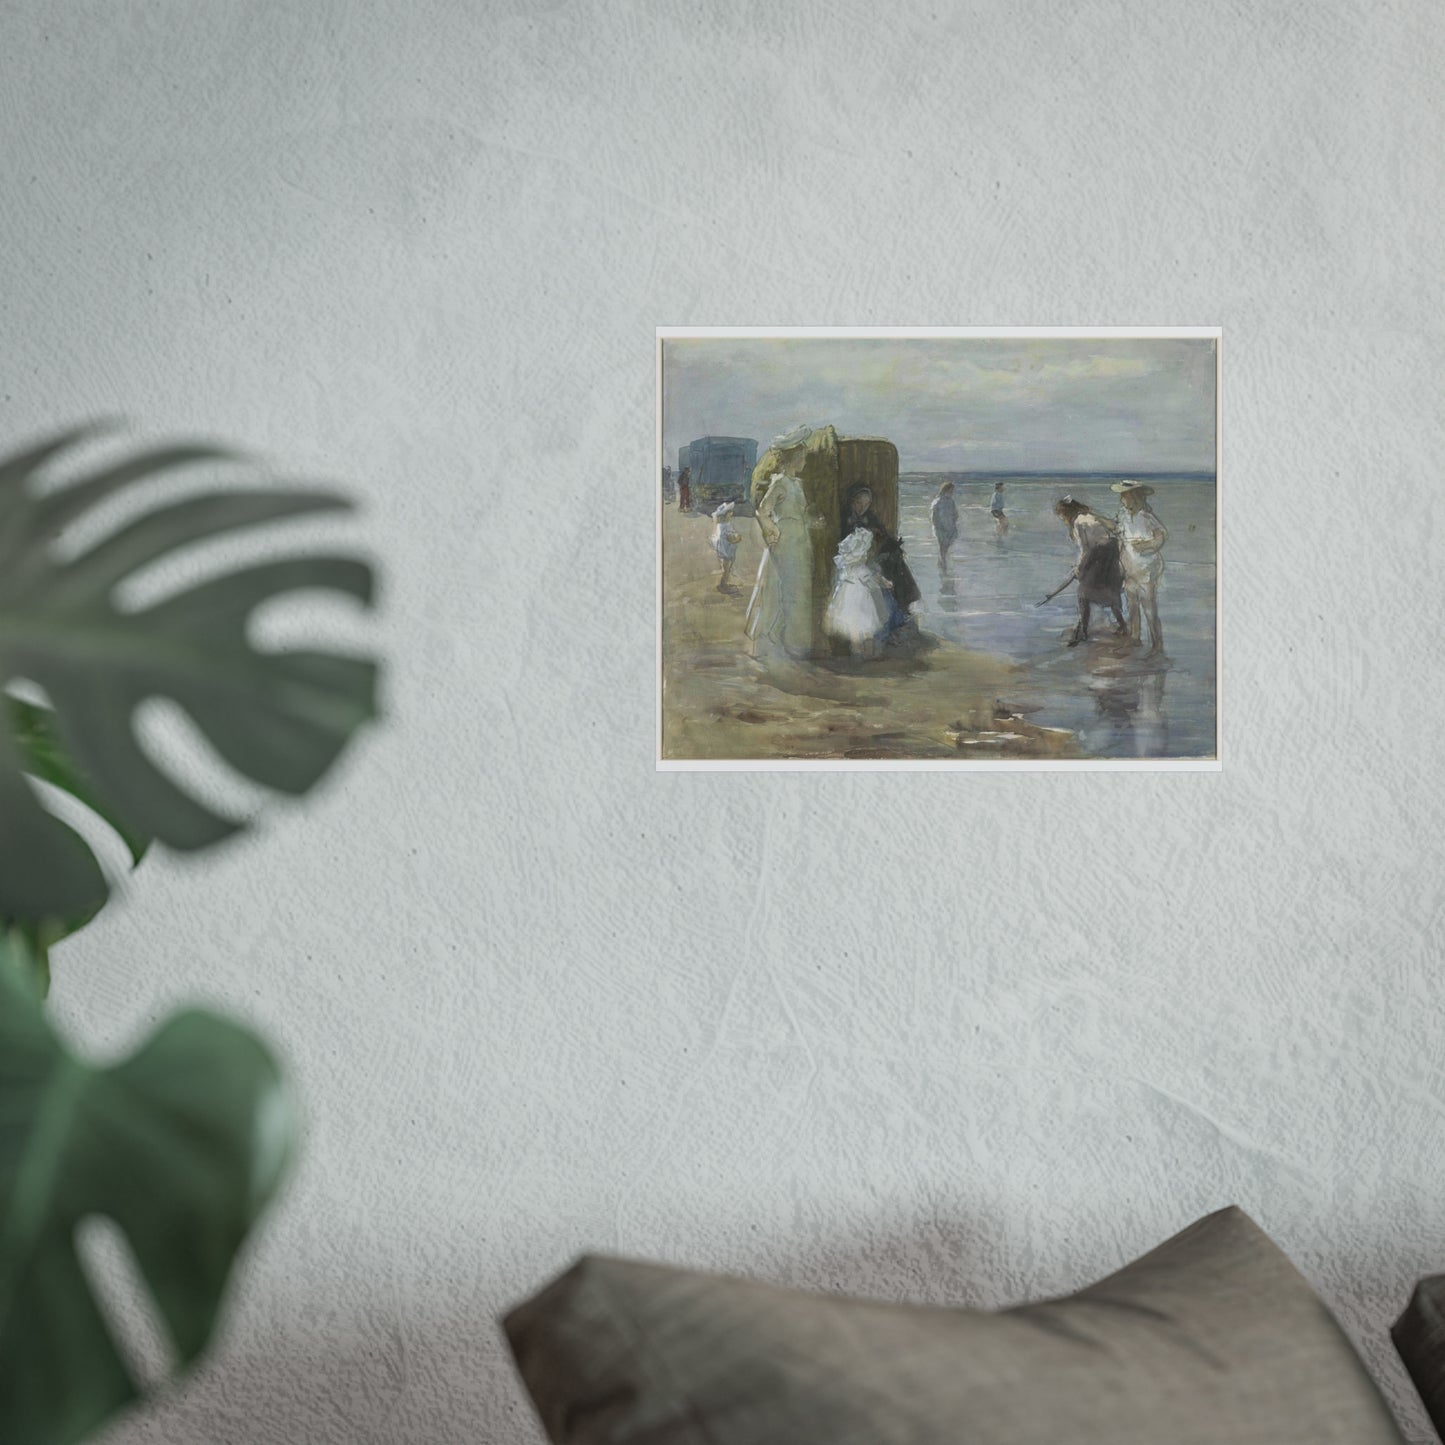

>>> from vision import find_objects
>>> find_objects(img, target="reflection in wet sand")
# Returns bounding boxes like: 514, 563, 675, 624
937, 567, 960, 614
1082, 645, 1169, 757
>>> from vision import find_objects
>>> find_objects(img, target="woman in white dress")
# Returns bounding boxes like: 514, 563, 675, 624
745, 472, 815, 658
824, 526, 890, 657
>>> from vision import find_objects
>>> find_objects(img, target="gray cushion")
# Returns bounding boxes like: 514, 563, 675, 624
1393, 1275, 1445, 1441
504, 1206, 1404, 1444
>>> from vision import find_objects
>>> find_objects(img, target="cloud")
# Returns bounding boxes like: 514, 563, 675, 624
662, 337, 1216, 473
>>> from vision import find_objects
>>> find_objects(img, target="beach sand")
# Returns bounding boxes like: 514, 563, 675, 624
660, 504, 1080, 762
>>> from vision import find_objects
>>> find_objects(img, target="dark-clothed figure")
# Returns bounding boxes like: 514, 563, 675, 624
677, 467, 692, 513
1050, 496, 1126, 646
841, 485, 920, 630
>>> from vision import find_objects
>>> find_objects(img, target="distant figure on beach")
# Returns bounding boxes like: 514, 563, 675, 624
1113, 480, 1168, 654
842, 485, 920, 633
824, 526, 890, 658
1048, 496, 1126, 647
930, 481, 959, 564
990, 480, 1009, 534
709, 502, 742, 592
677, 467, 692, 513
746, 470, 816, 659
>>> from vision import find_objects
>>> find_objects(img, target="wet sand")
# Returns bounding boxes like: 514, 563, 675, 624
660, 504, 1080, 762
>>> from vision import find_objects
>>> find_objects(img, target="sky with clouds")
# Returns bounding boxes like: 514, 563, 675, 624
662, 336, 1217, 474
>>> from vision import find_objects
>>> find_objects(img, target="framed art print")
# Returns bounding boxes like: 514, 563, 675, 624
658, 327, 1219, 771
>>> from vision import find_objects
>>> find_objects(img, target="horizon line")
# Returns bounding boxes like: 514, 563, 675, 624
898, 467, 1216, 478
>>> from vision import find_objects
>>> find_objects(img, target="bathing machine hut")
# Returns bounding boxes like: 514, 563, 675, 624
681, 435, 759, 511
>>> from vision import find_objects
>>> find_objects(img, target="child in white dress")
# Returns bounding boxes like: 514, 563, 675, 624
710, 503, 742, 592
824, 527, 890, 656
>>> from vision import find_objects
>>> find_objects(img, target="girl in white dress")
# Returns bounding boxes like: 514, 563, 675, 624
709, 503, 741, 592
824, 527, 890, 656
1112, 481, 1168, 653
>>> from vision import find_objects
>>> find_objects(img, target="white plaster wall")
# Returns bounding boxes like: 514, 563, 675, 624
4, 1, 1443, 1440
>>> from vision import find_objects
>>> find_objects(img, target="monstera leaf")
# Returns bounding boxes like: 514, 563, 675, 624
5, 698, 152, 995
9, 696, 150, 869
0, 425, 377, 924
0, 936, 295, 1445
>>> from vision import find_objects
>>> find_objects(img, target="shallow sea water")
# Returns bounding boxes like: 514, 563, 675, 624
897, 476, 1218, 760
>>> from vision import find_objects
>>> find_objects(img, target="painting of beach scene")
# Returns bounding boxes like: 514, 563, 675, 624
658, 329, 1218, 768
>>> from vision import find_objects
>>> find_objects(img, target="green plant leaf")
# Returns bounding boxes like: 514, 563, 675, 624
0, 924, 49, 1000
0, 941, 294, 1445
4, 698, 150, 960
9, 698, 150, 868
0, 425, 378, 923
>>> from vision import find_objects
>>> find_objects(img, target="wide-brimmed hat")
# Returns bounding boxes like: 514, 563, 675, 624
1111, 480, 1155, 497
712, 502, 735, 518
772, 424, 816, 450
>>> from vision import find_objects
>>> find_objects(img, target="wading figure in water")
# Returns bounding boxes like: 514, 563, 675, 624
1112, 480, 1168, 655
840, 485, 920, 636
930, 480, 958, 565
1047, 496, 1126, 646
990, 479, 1009, 535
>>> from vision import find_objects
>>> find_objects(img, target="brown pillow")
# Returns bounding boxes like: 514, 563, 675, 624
504, 1206, 1405, 1445
1393, 1275, 1445, 1441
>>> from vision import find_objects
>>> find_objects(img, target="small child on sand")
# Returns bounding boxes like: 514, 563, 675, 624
710, 503, 742, 592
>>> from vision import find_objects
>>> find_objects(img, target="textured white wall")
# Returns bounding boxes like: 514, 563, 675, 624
4, 1, 1443, 1440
